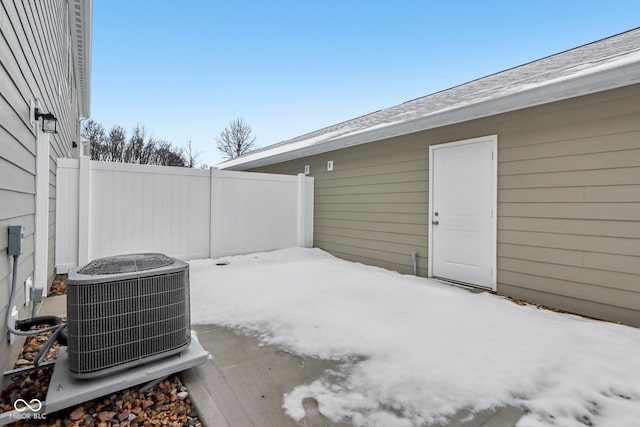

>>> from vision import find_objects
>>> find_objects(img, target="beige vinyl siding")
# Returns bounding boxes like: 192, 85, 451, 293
253, 84, 640, 325
496, 84, 640, 325
253, 119, 499, 275
0, 0, 81, 369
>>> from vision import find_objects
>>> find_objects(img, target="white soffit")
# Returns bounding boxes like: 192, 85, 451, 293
70, 0, 92, 118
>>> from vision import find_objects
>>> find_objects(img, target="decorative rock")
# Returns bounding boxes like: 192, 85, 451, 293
70, 405, 85, 420
177, 391, 188, 400
49, 274, 67, 296
99, 410, 116, 421
15, 358, 30, 366
141, 399, 154, 409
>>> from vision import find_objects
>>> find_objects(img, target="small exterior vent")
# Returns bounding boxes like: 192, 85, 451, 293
67, 253, 190, 379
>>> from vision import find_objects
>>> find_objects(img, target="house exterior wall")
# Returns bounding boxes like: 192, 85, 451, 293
251, 84, 640, 326
1, 1, 83, 369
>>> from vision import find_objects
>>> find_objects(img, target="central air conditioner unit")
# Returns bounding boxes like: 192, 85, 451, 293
67, 253, 191, 379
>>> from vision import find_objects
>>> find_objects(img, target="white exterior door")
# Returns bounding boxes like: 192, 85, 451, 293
429, 136, 497, 289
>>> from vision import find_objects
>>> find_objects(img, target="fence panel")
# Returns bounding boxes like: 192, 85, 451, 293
55, 160, 313, 272
89, 162, 211, 261
215, 171, 301, 256
55, 159, 80, 272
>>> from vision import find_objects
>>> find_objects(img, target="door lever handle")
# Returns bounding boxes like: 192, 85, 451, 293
432, 220, 439, 225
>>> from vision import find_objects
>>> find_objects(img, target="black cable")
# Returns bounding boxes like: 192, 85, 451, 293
15, 315, 62, 331
34, 323, 67, 368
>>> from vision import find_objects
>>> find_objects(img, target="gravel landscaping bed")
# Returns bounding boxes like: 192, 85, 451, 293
48, 275, 67, 297
1, 368, 201, 427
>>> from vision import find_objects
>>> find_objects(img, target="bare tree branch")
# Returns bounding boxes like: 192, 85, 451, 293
81, 120, 188, 167
216, 118, 257, 160
82, 120, 107, 160
185, 140, 202, 168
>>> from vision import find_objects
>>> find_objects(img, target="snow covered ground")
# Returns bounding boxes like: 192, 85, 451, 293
189, 248, 640, 427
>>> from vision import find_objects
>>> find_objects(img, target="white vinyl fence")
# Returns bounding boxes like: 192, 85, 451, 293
56, 158, 313, 272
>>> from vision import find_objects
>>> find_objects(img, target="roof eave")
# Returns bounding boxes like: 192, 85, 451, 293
70, 0, 92, 118
221, 57, 640, 171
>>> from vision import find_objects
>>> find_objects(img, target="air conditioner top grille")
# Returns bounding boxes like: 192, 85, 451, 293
77, 253, 175, 275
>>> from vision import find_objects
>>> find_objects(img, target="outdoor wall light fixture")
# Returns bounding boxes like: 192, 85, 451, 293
34, 108, 58, 134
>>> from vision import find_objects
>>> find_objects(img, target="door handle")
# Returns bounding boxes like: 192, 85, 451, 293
432, 220, 439, 225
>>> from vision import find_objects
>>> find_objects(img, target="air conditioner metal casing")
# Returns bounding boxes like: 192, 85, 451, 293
67, 254, 191, 379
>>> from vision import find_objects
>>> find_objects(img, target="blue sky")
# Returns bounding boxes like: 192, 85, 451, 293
91, 1, 640, 166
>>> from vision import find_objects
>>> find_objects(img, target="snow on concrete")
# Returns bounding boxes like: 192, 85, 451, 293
189, 248, 640, 427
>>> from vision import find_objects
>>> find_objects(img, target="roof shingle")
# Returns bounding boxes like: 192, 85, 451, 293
221, 28, 640, 170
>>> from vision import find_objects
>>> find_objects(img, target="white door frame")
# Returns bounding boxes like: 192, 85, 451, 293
427, 135, 498, 290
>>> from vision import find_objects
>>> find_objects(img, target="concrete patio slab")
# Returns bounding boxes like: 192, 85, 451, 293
185, 324, 526, 427
185, 325, 347, 427
36, 295, 526, 426
38, 294, 66, 316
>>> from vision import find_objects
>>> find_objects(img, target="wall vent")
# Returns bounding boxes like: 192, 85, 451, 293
67, 253, 190, 379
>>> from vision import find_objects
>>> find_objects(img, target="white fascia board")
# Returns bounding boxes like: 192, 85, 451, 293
70, 0, 92, 118
221, 55, 640, 171
83, 0, 92, 117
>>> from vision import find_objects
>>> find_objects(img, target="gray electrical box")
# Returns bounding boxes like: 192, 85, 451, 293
8, 225, 25, 256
